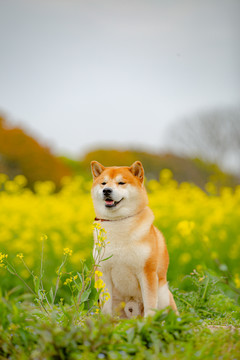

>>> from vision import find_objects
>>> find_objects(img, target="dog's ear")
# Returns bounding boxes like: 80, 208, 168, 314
129, 161, 144, 183
91, 161, 105, 179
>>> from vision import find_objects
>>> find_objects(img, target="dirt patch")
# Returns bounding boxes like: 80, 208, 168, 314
207, 325, 240, 334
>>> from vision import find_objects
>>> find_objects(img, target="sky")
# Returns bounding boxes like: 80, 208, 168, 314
0, 0, 239, 159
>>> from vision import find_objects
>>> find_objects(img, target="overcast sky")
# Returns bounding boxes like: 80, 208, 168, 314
0, 0, 239, 158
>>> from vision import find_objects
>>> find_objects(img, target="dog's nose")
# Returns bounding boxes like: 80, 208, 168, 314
103, 188, 112, 196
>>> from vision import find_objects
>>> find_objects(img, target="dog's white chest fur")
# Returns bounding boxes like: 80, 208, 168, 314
94, 218, 151, 298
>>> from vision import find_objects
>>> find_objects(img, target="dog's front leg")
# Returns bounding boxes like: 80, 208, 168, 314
100, 272, 113, 315
138, 271, 158, 317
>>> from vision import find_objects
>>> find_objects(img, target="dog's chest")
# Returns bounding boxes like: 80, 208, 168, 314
97, 224, 150, 273
93, 219, 152, 298
102, 231, 150, 298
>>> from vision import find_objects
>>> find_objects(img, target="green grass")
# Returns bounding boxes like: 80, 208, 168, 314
0, 295, 239, 360
0, 264, 239, 360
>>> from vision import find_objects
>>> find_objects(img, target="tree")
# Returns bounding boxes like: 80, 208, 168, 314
166, 107, 240, 174
0, 115, 72, 188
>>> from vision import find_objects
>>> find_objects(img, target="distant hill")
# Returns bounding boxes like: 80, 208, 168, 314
0, 115, 72, 188
1, 115, 239, 190
80, 149, 240, 189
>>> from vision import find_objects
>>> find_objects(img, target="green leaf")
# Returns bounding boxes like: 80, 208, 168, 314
83, 263, 89, 274
101, 255, 113, 262
127, 327, 135, 343
38, 290, 43, 301
77, 272, 83, 283
80, 289, 91, 303
34, 276, 40, 294
49, 287, 54, 303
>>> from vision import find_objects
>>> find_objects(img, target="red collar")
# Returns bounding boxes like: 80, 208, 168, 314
94, 217, 110, 222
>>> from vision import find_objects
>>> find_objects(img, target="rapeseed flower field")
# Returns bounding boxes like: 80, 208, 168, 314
1, 170, 240, 359
0, 170, 240, 296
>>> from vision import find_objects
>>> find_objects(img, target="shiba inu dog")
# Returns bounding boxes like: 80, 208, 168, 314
91, 161, 178, 318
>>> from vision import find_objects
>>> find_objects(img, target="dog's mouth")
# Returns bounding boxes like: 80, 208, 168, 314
105, 198, 123, 208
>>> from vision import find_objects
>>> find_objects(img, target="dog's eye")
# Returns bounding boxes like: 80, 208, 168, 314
101, 182, 107, 185
118, 182, 125, 185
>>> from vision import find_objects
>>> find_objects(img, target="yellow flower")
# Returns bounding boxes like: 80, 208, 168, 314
95, 270, 103, 277
0, 253, 8, 261
179, 252, 191, 265
14, 175, 27, 187
205, 182, 216, 195
63, 248, 73, 256
64, 278, 73, 286
0, 173, 8, 183
233, 274, 240, 289
0, 253, 8, 268
93, 223, 107, 235
160, 169, 173, 183
94, 278, 105, 289
40, 234, 48, 241
16, 253, 24, 260
93, 223, 102, 230
196, 264, 203, 272
211, 252, 218, 260
177, 221, 195, 237
104, 292, 111, 301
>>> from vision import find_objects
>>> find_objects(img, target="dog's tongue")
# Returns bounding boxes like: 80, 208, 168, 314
105, 199, 114, 206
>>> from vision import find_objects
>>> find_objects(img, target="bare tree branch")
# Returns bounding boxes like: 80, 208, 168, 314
166, 107, 240, 174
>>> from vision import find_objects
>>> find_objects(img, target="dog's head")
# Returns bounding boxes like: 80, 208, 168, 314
91, 161, 148, 220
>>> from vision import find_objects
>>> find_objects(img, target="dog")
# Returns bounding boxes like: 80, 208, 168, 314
91, 160, 178, 318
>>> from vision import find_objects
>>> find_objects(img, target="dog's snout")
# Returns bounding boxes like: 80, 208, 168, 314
103, 187, 112, 195
103, 187, 112, 196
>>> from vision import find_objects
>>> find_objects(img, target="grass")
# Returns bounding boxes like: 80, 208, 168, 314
0, 248, 239, 360
0, 291, 239, 359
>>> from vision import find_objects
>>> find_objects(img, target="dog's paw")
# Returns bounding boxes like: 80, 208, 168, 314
102, 301, 113, 315
144, 309, 156, 317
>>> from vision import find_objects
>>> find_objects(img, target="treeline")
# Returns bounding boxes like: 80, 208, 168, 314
0, 116, 71, 188
0, 115, 239, 190
80, 149, 239, 189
